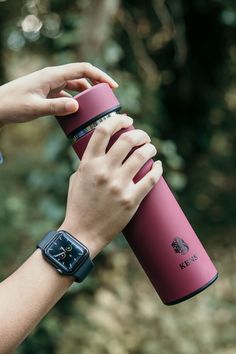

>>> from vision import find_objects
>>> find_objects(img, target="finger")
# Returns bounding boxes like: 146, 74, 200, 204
121, 143, 157, 179
58, 90, 72, 98
83, 114, 133, 159
47, 86, 68, 98
65, 78, 92, 91
45, 62, 118, 88
106, 129, 151, 166
90, 80, 101, 84
40, 97, 79, 116
89, 79, 107, 86
134, 160, 163, 202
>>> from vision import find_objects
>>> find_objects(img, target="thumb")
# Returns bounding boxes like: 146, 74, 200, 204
41, 97, 79, 116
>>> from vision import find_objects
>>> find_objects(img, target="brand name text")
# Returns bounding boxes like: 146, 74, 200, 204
179, 254, 198, 270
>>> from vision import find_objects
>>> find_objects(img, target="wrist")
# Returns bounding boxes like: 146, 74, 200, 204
35, 248, 74, 287
58, 224, 105, 259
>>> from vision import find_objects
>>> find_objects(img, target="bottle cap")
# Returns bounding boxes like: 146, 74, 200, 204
56, 83, 120, 136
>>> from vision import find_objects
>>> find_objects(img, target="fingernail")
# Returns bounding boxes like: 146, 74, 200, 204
111, 79, 119, 87
65, 100, 78, 112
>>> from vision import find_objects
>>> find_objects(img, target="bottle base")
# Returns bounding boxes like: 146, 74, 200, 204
164, 272, 219, 306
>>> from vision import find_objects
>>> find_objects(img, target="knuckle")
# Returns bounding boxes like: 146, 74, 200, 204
120, 195, 135, 210
95, 124, 108, 136
110, 182, 122, 195
94, 171, 109, 185
81, 62, 93, 71
120, 132, 134, 145
136, 129, 150, 142
22, 100, 33, 115
78, 161, 89, 174
121, 130, 150, 146
141, 129, 150, 137
49, 101, 56, 115
133, 149, 145, 161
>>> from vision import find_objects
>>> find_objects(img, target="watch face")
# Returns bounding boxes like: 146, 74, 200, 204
45, 232, 87, 273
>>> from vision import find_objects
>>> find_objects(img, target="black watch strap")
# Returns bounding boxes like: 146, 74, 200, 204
74, 256, 94, 282
37, 231, 94, 283
37, 231, 57, 249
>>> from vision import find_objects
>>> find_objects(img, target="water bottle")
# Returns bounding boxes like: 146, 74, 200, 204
57, 83, 218, 305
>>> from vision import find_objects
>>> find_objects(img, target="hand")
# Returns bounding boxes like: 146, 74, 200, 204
59, 114, 163, 258
0, 62, 118, 126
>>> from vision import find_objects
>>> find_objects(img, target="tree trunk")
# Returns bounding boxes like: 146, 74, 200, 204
79, 0, 120, 61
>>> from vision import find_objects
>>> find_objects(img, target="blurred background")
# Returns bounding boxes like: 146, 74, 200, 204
0, 0, 235, 353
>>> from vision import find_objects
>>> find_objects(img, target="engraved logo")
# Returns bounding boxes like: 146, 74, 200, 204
171, 237, 189, 255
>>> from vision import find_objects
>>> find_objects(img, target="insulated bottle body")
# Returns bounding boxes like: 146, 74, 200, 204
57, 83, 218, 305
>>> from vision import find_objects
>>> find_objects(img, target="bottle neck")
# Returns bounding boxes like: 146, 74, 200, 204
70, 110, 119, 144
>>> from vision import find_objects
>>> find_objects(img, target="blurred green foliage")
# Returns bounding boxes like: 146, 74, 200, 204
0, 0, 236, 353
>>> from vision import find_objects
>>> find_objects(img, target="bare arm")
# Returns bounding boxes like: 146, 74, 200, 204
0, 62, 118, 126
0, 250, 73, 353
0, 115, 162, 352
0, 65, 162, 353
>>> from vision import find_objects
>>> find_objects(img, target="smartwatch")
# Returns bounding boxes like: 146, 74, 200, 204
37, 230, 94, 282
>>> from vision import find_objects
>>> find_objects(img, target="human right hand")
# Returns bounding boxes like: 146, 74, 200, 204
59, 114, 163, 258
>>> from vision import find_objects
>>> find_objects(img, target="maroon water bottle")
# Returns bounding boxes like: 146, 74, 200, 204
57, 83, 218, 305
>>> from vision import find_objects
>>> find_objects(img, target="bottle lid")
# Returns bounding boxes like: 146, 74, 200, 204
56, 83, 120, 136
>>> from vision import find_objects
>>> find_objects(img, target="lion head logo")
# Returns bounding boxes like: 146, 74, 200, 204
171, 237, 189, 255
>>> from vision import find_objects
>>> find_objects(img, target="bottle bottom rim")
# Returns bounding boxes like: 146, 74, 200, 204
164, 272, 219, 306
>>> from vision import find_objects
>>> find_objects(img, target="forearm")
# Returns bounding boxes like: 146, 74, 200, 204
0, 249, 73, 353
0, 231, 100, 354
1, 192, 106, 352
